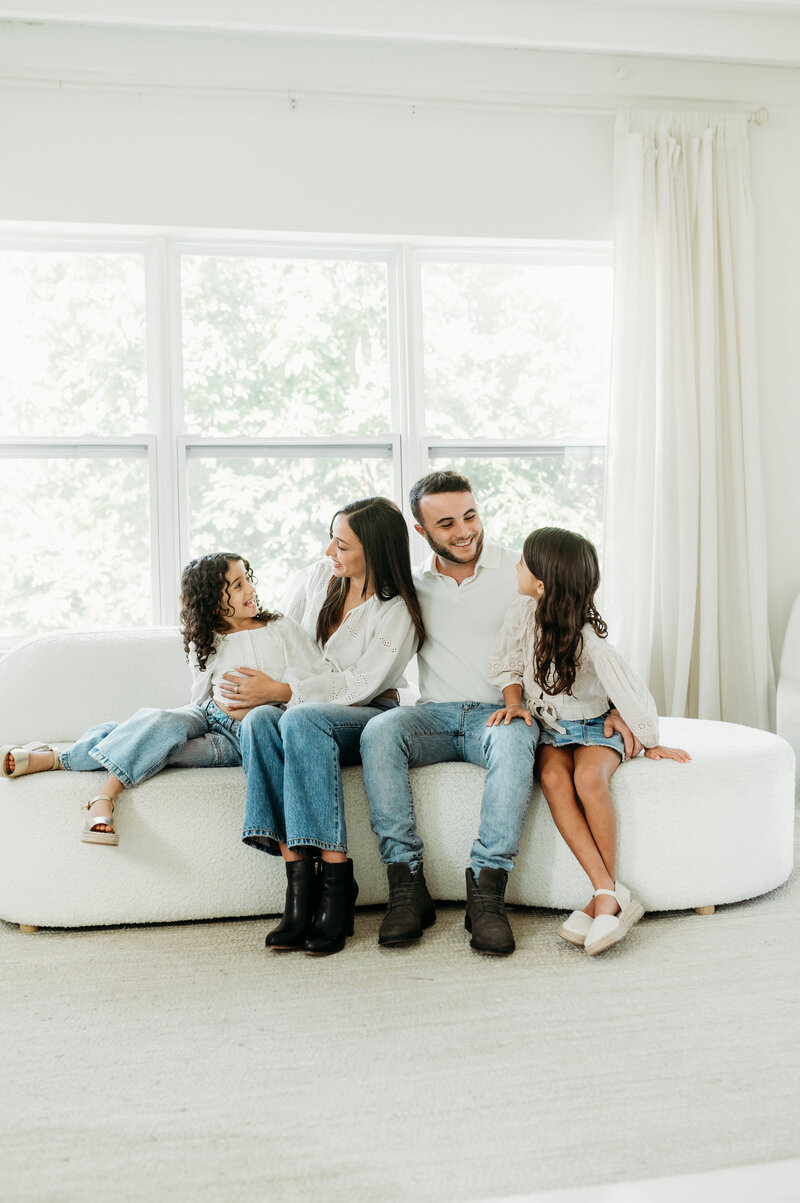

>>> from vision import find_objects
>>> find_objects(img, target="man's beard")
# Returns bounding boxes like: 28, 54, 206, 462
423, 526, 484, 565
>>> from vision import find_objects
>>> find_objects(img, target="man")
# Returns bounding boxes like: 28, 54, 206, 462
360, 469, 635, 956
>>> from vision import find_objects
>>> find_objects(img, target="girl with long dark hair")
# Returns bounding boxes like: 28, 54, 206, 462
487, 527, 689, 955
218, 496, 425, 957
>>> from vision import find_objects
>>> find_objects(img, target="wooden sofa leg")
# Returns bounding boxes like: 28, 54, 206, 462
19, 924, 39, 933
695, 905, 715, 915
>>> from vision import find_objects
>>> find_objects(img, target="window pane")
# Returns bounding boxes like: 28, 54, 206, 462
0, 251, 148, 436
181, 256, 391, 437
186, 454, 393, 597
0, 457, 152, 638
421, 261, 612, 441
435, 452, 605, 553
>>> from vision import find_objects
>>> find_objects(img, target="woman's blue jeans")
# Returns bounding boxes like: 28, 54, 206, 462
360, 702, 539, 879
240, 698, 397, 856
59, 700, 242, 789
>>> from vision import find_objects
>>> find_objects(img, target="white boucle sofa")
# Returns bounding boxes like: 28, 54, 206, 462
0, 628, 795, 931
777, 592, 800, 796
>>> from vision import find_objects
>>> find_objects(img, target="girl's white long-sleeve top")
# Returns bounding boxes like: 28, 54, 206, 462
188, 616, 332, 708
487, 595, 660, 748
280, 558, 419, 707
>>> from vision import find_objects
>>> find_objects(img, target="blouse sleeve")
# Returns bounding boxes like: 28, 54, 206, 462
187, 642, 213, 706
587, 635, 660, 748
277, 617, 333, 679
487, 596, 528, 694
280, 560, 330, 629
284, 597, 418, 707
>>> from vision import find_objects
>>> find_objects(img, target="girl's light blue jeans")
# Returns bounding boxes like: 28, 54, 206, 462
240, 698, 397, 856
359, 702, 539, 879
59, 699, 242, 789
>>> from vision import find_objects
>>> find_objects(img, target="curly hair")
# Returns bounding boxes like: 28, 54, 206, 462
180, 552, 278, 671
523, 527, 608, 697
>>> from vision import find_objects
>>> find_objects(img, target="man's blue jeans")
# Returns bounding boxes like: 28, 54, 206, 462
360, 703, 539, 879
59, 700, 242, 789
240, 698, 397, 856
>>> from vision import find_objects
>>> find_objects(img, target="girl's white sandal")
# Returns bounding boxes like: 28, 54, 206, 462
558, 909, 594, 946
1, 742, 60, 779
584, 882, 644, 956
82, 795, 119, 846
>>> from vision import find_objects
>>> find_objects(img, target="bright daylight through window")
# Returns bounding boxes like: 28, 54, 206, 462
0, 234, 612, 643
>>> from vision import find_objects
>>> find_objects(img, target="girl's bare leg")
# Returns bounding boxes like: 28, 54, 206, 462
87, 774, 125, 833
538, 745, 614, 918
572, 745, 623, 918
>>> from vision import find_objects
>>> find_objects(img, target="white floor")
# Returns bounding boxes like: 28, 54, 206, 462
485, 1158, 800, 1203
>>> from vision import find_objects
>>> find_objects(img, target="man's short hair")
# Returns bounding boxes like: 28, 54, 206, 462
409, 469, 474, 524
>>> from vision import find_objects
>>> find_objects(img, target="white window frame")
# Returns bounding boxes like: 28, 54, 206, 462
0, 225, 611, 646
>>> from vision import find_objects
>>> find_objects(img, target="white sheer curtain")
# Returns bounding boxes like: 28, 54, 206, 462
603, 110, 773, 729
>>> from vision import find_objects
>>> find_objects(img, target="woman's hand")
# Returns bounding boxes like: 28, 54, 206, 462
644, 745, 691, 762
215, 701, 258, 720
486, 704, 533, 727
217, 668, 291, 713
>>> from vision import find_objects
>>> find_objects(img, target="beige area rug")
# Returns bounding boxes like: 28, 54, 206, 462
2, 842, 799, 1203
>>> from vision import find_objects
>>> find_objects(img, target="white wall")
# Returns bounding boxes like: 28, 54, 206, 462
2, 20, 799, 672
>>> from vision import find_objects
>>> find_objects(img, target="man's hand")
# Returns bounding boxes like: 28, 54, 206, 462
604, 709, 643, 759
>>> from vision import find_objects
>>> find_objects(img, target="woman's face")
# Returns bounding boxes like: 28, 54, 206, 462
326, 514, 366, 581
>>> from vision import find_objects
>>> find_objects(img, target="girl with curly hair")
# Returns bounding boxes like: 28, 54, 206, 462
1, 553, 330, 845
487, 527, 689, 956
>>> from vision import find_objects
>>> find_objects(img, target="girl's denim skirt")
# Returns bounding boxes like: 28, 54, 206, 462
538, 710, 626, 761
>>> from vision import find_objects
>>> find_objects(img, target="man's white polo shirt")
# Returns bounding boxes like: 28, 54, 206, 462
413, 539, 520, 704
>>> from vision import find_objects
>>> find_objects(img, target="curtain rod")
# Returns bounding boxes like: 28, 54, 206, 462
0, 75, 771, 123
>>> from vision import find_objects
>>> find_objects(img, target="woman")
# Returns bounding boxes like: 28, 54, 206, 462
218, 496, 425, 957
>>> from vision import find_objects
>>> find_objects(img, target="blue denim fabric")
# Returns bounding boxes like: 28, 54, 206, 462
59, 699, 242, 789
360, 702, 539, 878
538, 711, 626, 760
241, 697, 397, 855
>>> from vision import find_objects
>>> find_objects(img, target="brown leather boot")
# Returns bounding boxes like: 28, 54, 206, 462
378, 863, 436, 946
464, 867, 515, 956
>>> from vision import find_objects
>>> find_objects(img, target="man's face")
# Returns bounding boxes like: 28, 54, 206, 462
415, 491, 484, 566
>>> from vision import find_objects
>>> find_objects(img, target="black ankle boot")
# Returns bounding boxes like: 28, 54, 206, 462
378, 863, 436, 946
265, 858, 320, 951
464, 867, 515, 956
304, 859, 359, 956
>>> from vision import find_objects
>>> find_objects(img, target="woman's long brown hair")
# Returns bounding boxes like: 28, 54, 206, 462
316, 497, 425, 652
523, 527, 607, 696
180, 552, 278, 671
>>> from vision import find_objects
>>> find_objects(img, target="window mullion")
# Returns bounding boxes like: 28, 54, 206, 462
147, 235, 181, 627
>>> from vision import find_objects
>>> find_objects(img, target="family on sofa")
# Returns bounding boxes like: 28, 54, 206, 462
1, 470, 688, 958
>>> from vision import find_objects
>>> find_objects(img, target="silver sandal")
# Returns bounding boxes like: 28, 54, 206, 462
81, 795, 119, 846
1, 742, 61, 779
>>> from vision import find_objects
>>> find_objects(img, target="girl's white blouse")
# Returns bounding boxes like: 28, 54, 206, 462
189, 616, 331, 707
487, 595, 660, 747
279, 558, 419, 707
